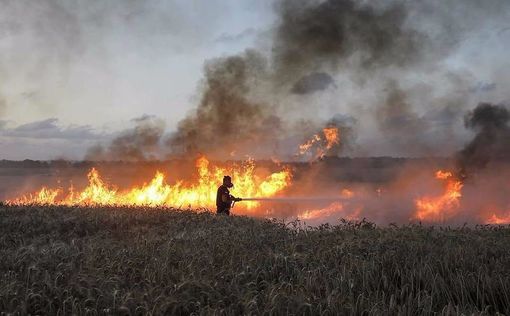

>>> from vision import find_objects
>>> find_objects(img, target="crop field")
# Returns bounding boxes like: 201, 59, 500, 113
1, 206, 510, 315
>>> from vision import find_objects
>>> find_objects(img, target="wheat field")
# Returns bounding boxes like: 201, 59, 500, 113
1, 205, 510, 315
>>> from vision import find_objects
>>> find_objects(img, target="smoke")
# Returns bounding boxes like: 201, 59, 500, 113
0, 0, 238, 159
457, 103, 510, 176
166, 0, 510, 159
168, 0, 435, 159
291, 72, 336, 95
1, 0, 508, 159
374, 81, 432, 155
86, 115, 165, 161
167, 50, 285, 158
273, 0, 424, 83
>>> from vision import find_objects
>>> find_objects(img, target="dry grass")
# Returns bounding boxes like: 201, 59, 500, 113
1, 205, 510, 315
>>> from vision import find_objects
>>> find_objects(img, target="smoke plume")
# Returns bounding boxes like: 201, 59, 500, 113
291, 72, 336, 95
457, 103, 510, 176
273, 0, 424, 83
375, 81, 433, 155
86, 115, 165, 161
167, 50, 284, 158
18, 0, 489, 159
168, 0, 437, 159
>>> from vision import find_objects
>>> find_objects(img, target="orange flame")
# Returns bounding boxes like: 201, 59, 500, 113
414, 170, 463, 222
299, 202, 361, 221
7, 157, 292, 211
484, 205, 510, 224
299, 134, 321, 155
323, 127, 340, 150
486, 212, 510, 225
298, 127, 340, 159
298, 188, 358, 221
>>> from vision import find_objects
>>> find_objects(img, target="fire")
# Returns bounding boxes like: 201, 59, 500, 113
414, 170, 463, 222
341, 188, 354, 198
435, 170, 453, 180
299, 202, 361, 221
323, 127, 340, 149
299, 202, 345, 220
485, 213, 510, 225
13, 187, 62, 205
299, 134, 321, 155
486, 212, 510, 225
484, 205, 510, 224
7, 157, 292, 211
298, 188, 358, 221
298, 127, 340, 159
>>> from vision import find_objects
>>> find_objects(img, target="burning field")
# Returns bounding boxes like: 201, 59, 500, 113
1, 0, 509, 227
5, 156, 292, 211
3, 129, 510, 227
4, 104, 510, 227
1, 0, 510, 313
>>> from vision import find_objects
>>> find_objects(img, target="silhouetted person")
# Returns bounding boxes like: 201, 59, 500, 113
216, 176, 241, 215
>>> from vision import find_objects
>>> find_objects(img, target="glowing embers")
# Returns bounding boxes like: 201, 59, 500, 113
7, 157, 292, 210
414, 170, 463, 222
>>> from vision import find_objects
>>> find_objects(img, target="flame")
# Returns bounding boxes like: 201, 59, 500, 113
299, 134, 321, 155
13, 187, 62, 205
484, 205, 510, 224
299, 202, 361, 221
323, 127, 340, 150
435, 170, 453, 180
486, 212, 510, 225
414, 170, 463, 222
7, 157, 292, 211
299, 202, 345, 220
341, 188, 354, 198
298, 188, 358, 221
298, 127, 340, 159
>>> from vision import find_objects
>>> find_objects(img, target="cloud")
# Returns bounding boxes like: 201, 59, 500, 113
0, 118, 102, 140
0, 118, 107, 160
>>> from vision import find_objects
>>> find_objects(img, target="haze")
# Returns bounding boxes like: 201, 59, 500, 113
0, 0, 509, 160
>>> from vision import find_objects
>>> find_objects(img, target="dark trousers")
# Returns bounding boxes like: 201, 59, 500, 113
217, 207, 230, 216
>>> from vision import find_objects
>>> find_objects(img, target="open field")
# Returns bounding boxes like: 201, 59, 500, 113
1, 206, 510, 315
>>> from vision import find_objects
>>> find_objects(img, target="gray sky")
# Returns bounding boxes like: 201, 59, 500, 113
0, 0, 275, 159
0, 0, 509, 160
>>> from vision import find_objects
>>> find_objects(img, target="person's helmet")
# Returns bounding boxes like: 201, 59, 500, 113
223, 175, 234, 188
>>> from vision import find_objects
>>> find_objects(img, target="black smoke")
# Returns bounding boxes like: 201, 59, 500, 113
167, 50, 283, 158
168, 0, 433, 158
457, 103, 510, 176
273, 0, 424, 83
291, 72, 336, 95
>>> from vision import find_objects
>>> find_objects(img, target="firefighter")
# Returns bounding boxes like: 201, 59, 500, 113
216, 175, 241, 215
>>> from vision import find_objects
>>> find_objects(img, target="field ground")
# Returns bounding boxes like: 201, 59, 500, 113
1, 206, 510, 315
